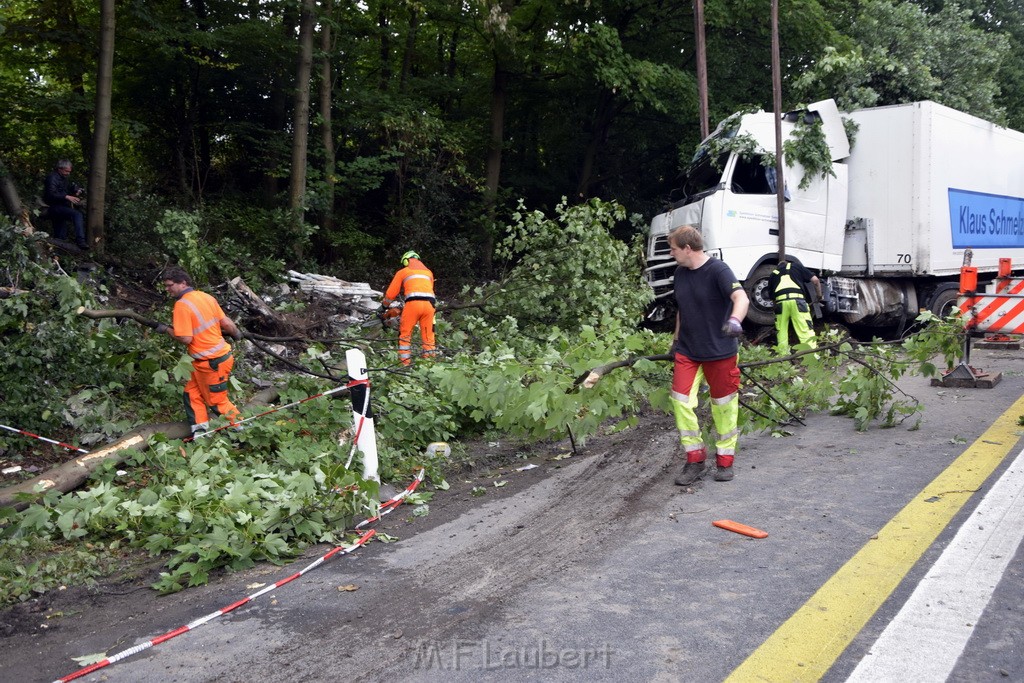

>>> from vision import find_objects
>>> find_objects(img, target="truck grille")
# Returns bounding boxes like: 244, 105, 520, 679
650, 235, 671, 258
644, 258, 677, 300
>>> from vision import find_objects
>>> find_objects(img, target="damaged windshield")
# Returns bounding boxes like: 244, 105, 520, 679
679, 150, 729, 204
677, 121, 737, 205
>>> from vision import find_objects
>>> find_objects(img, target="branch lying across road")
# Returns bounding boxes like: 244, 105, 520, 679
571, 340, 851, 389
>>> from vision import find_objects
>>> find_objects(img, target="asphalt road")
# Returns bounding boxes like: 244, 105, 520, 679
11, 346, 1024, 683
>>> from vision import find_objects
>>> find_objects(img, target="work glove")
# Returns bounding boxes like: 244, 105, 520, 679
155, 323, 170, 334
229, 328, 243, 341
721, 316, 743, 338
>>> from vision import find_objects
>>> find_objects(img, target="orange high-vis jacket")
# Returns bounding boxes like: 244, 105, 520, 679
383, 258, 435, 304
172, 289, 232, 361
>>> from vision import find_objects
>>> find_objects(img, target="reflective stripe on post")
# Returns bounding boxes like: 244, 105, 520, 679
345, 348, 379, 482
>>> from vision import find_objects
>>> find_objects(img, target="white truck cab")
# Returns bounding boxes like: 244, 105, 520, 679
645, 100, 1024, 329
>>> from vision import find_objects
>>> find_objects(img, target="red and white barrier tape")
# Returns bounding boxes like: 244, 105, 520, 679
190, 382, 356, 442
356, 467, 426, 529
343, 378, 370, 470
0, 423, 89, 454
52, 467, 426, 683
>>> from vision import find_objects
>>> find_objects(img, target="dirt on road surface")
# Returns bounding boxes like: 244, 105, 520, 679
3, 346, 1024, 682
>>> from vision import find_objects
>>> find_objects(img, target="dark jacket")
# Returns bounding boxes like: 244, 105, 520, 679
43, 171, 81, 208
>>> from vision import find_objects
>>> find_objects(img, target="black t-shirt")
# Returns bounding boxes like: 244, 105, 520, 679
673, 258, 742, 361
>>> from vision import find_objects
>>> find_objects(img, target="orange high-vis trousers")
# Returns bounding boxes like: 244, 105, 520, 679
183, 353, 241, 431
398, 299, 436, 365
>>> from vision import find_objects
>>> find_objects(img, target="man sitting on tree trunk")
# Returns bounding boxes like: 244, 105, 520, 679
42, 159, 87, 250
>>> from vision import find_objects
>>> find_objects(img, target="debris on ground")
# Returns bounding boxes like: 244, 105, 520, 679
287, 271, 381, 320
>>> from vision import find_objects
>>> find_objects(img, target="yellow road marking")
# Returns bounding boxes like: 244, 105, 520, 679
725, 394, 1024, 682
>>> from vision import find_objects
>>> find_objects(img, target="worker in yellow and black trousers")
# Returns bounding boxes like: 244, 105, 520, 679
382, 251, 436, 366
768, 260, 822, 355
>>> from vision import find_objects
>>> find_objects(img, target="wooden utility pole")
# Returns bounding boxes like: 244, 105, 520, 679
693, 0, 709, 139
771, 0, 786, 261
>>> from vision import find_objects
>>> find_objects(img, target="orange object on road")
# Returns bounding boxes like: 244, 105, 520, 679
713, 519, 768, 539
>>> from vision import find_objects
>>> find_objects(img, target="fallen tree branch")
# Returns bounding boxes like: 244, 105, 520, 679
0, 422, 188, 510
77, 306, 162, 330
0, 286, 29, 299
572, 339, 853, 389
246, 337, 339, 381
77, 307, 352, 381
572, 353, 672, 389
740, 368, 806, 426
0, 387, 289, 511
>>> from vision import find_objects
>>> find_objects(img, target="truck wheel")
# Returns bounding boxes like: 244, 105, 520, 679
744, 263, 776, 326
928, 285, 960, 319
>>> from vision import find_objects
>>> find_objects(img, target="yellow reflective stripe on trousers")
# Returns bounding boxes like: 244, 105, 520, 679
671, 367, 704, 449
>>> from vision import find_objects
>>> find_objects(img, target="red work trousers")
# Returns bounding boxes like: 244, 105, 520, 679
183, 354, 241, 430
398, 299, 436, 366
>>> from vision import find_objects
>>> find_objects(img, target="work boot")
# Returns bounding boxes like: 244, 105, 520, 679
713, 465, 734, 482
674, 461, 707, 486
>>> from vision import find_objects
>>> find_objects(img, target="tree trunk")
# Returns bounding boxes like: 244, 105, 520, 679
0, 388, 288, 511
575, 91, 622, 201
0, 158, 26, 219
54, 1, 93, 163
86, 0, 115, 253
438, 27, 460, 114
287, 0, 317, 260
378, 1, 391, 91
0, 423, 188, 510
261, 5, 299, 201
484, 68, 507, 209
481, 66, 508, 269
398, 7, 419, 93
318, 0, 336, 235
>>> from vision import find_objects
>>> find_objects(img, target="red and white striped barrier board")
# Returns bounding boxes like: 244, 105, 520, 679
957, 258, 1024, 334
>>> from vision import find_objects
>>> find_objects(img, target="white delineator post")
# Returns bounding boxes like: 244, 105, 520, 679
346, 348, 379, 482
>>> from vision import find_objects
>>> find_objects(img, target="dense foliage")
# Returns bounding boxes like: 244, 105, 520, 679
0, 0, 1008, 607
0, 200, 667, 601
3, 0, 1022, 279
0, 199, 968, 605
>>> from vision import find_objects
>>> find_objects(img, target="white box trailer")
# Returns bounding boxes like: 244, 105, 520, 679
644, 100, 1024, 328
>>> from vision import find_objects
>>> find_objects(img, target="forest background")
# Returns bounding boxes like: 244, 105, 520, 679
0, 0, 1014, 603
2, 0, 1021, 285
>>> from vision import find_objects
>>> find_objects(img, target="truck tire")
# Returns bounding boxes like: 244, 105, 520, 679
928, 285, 960, 319
744, 262, 777, 326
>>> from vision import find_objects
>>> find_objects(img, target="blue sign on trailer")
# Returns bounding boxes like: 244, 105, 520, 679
949, 188, 1024, 249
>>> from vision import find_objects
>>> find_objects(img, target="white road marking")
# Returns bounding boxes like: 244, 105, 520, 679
847, 448, 1024, 682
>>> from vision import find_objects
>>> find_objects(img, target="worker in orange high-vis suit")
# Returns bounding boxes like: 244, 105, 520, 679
382, 251, 436, 366
158, 266, 243, 435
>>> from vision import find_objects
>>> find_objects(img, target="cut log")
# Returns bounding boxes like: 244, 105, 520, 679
0, 389, 286, 511
0, 422, 189, 510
